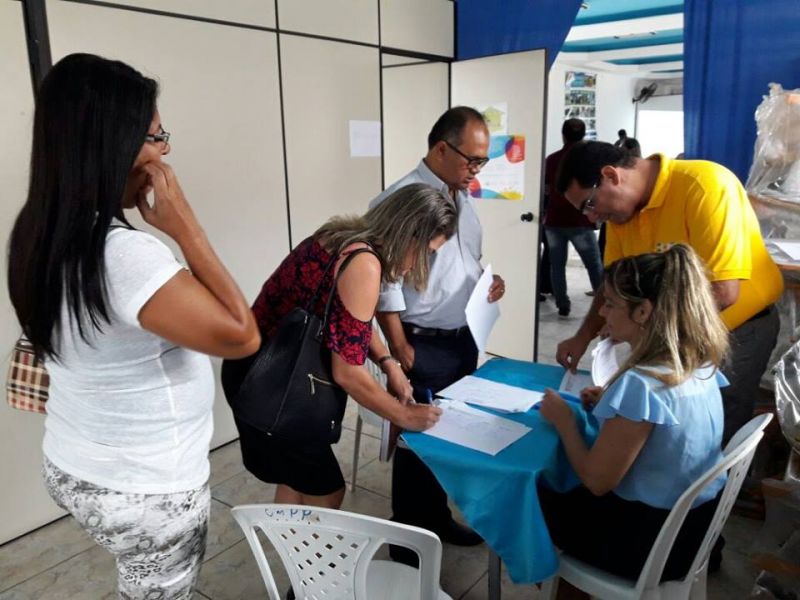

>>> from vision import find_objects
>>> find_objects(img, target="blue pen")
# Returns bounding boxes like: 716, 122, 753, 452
426, 388, 434, 404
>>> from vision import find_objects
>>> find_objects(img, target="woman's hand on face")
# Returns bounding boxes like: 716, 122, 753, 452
136, 162, 201, 243
396, 403, 442, 432
539, 388, 574, 432
580, 385, 603, 411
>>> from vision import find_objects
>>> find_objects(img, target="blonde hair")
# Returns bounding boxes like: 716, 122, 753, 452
604, 244, 729, 388
314, 183, 457, 289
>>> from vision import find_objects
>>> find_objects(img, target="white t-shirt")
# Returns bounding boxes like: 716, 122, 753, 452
43, 226, 215, 494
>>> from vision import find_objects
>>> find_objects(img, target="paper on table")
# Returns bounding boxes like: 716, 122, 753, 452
420, 400, 531, 455
465, 264, 500, 353
438, 375, 543, 413
558, 370, 594, 395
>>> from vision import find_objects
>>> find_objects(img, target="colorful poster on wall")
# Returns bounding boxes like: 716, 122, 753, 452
565, 71, 597, 140
470, 135, 525, 201
478, 102, 508, 135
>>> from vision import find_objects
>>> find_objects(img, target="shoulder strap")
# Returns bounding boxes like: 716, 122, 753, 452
318, 247, 380, 333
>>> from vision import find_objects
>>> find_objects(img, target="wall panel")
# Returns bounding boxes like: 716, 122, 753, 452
278, 0, 378, 44
380, 0, 453, 57
0, 0, 65, 545
382, 59, 449, 184
85, 0, 275, 27
281, 34, 382, 242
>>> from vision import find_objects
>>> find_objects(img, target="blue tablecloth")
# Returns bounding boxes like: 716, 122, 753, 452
403, 358, 598, 584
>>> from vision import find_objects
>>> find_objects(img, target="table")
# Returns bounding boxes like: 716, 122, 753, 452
403, 358, 597, 594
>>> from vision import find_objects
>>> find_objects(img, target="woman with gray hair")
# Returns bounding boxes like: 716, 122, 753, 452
222, 183, 454, 509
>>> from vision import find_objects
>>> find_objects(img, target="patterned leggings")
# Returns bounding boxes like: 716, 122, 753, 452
43, 457, 210, 600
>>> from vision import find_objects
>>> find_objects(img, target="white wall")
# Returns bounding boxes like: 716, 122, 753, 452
636, 94, 684, 158
546, 64, 637, 155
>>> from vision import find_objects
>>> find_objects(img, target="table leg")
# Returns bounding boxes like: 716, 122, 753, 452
488, 549, 501, 600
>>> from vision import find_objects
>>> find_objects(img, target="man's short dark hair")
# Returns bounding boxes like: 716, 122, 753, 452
427, 106, 486, 149
561, 118, 585, 143
556, 141, 637, 194
618, 129, 627, 138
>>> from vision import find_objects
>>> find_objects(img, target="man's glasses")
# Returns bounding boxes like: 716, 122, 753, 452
579, 183, 599, 215
145, 125, 171, 145
445, 141, 489, 169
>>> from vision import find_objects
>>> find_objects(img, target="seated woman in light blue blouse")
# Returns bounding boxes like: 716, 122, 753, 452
539, 243, 730, 585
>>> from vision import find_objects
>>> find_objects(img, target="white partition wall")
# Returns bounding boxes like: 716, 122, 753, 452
0, 0, 67, 546
281, 35, 382, 242
84, 0, 276, 27
382, 57, 449, 185
278, 0, 378, 44
3, 0, 455, 543
380, 0, 454, 57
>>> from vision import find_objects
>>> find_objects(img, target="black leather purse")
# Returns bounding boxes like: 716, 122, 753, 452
229, 248, 375, 444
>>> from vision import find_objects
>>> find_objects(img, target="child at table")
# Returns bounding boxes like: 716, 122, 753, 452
538, 244, 729, 587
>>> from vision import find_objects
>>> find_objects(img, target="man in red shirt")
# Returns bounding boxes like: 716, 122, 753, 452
543, 118, 603, 317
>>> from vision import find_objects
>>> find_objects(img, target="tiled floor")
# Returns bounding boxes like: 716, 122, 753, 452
0, 260, 763, 599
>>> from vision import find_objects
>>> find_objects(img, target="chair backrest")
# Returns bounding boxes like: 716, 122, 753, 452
634, 413, 773, 593
231, 504, 443, 600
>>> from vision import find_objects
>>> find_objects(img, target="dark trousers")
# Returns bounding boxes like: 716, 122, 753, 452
540, 234, 553, 295
720, 306, 779, 445
539, 484, 720, 582
391, 328, 479, 529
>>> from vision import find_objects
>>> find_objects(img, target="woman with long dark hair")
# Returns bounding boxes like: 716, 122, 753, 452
7, 53, 260, 599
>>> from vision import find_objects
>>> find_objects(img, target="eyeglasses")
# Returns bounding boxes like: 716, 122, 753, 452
445, 141, 489, 169
145, 125, 170, 145
579, 183, 599, 215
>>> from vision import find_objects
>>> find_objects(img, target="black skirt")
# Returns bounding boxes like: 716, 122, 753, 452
221, 355, 346, 497
538, 483, 720, 582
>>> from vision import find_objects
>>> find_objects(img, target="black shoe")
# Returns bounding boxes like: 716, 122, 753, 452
389, 543, 419, 568
286, 587, 295, 600
538, 293, 547, 302
435, 519, 483, 546
558, 306, 570, 318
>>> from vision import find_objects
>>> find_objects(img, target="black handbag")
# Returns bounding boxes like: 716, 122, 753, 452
229, 248, 376, 444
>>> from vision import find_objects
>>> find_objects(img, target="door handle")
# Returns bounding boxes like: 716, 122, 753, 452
520, 212, 534, 222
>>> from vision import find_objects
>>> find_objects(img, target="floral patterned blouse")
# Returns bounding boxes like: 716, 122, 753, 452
252, 237, 373, 365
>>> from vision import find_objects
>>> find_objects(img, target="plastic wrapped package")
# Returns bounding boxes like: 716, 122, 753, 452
747, 83, 800, 203
772, 341, 800, 466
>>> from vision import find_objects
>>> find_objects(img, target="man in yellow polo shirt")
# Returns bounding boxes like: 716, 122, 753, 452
554, 141, 782, 445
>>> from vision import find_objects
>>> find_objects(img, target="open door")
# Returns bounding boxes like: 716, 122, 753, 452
452, 49, 547, 361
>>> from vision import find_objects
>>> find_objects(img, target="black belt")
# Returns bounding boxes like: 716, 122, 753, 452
403, 323, 471, 338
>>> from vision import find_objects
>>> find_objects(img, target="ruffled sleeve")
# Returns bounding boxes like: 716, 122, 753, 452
593, 369, 680, 426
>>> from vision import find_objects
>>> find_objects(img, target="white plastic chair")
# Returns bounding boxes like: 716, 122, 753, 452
541, 412, 773, 600
231, 504, 453, 600
351, 325, 390, 491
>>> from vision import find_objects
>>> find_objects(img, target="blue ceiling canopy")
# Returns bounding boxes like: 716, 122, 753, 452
456, 0, 685, 77
560, 0, 685, 76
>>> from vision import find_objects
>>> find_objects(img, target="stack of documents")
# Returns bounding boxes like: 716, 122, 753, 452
438, 375, 543, 413
420, 400, 531, 455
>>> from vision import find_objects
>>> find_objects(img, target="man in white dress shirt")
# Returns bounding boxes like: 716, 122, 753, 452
370, 106, 505, 565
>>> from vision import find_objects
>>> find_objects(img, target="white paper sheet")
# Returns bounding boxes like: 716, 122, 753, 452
465, 264, 500, 354
558, 370, 594, 395
421, 401, 531, 455
771, 240, 800, 262
591, 338, 631, 386
348, 120, 381, 157
438, 375, 543, 413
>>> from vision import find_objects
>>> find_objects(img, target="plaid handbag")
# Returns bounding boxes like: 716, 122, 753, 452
6, 336, 48, 413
